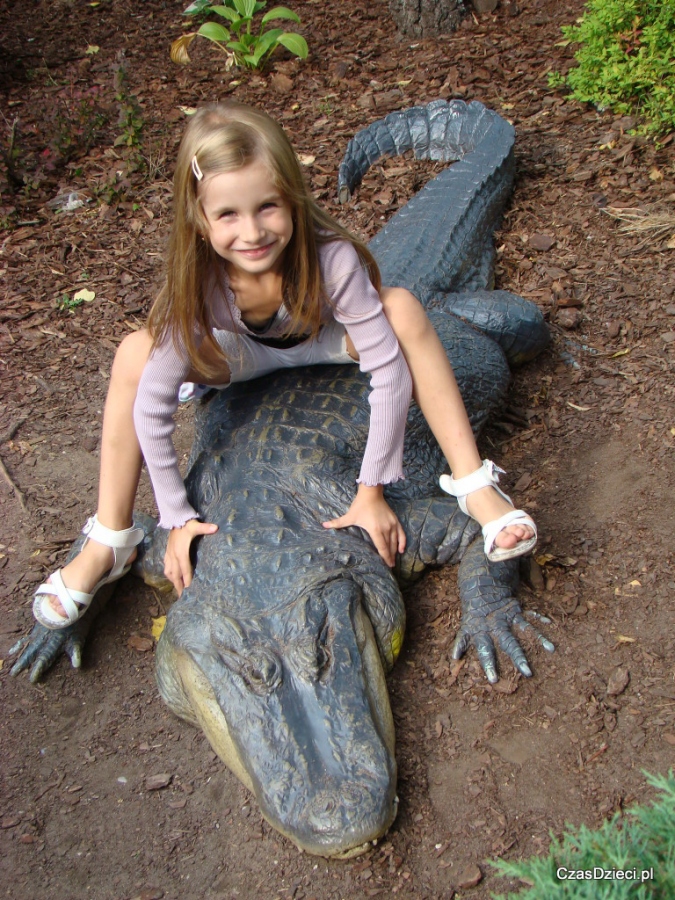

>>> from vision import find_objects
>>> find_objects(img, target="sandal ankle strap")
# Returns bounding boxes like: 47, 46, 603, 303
441, 459, 506, 499
82, 515, 145, 550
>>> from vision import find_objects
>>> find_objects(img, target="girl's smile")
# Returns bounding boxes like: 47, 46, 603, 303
199, 160, 294, 278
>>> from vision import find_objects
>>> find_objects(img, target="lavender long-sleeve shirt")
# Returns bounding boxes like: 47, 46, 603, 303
134, 239, 413, 528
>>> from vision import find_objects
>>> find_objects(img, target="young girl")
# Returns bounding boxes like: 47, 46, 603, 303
33, 101, 536, 629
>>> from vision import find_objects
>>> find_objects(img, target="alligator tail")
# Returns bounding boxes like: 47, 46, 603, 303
337, 99, 516, 296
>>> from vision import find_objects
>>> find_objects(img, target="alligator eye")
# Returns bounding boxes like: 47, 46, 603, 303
241, 650, 282, 695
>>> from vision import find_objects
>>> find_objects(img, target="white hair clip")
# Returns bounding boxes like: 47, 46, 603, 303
191, 155, 204, 181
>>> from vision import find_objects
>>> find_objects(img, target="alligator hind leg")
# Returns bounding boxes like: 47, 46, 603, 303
421, 288, 550, 369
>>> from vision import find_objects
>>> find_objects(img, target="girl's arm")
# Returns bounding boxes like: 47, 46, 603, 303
134, 336, 218, 593
320, 242, 413, 565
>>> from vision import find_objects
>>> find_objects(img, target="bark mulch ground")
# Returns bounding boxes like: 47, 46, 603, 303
1, 1, 675, 898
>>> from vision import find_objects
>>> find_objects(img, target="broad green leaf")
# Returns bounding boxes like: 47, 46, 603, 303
253, 1, 266, 12
251, 28, 282, 61
256, 28, 282, 50
232, 0, 256, 16
277, 32, 308, 59
262, 6, 300, 25
197, 21, 231, 41
183, 0, 211, 15
211, 5, 239, 22
227, 40, 249, 54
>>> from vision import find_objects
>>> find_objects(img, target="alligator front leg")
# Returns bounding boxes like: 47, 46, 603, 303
454, 537, 554, 684
10, 586, 113, 682
11, 513, 162, 682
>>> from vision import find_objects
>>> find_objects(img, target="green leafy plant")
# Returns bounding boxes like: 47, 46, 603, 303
171, 0, 308, 71
491, 770, 675, 898
550, 1, 675, 136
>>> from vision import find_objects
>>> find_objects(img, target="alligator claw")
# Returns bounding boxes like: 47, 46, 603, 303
453, 537, 554, 683
10, 622, 85, 682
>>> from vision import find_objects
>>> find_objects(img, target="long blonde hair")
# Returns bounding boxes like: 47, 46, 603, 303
148, 101, 381, 380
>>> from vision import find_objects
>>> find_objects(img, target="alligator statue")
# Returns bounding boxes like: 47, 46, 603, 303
13, 99, 553, 858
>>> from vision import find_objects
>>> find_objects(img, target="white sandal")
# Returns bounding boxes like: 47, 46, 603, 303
439, 459, 537, 562
33, 515, 145, 630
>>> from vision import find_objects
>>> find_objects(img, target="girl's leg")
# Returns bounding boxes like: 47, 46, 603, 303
42, 329, 153, 617
379, 287, 533, 552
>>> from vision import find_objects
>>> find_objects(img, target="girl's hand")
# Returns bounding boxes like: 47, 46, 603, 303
165, 519, 218, 595
322, 484, 406, 568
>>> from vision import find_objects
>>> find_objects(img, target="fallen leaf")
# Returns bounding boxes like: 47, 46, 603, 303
270, 73, 293, 93
152, 616, 166, 641
649, 167, 663, 182
298, 154, 315, 166
567, 402, 591, 411
73, 288, 95, 303
667, 234, 675, 249
513, 472, 532, 491
609, 348, 631, 358
492, 679, 519, 694
615, 634, 636, 644
178, 105, 197, 115
86, 45, 100, 55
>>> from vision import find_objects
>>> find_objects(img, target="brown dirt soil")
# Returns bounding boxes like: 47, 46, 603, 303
2, 1, 675, 898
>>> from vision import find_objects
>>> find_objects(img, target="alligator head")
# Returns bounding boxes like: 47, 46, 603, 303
155, 567, 399, 857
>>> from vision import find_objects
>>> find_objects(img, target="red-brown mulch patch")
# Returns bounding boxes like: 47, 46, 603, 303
2, 1, 675, 898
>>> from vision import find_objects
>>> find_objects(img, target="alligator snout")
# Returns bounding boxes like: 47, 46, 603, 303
156, 574, 398, 856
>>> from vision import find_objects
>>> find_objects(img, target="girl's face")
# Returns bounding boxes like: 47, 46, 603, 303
199, 159, 294, 279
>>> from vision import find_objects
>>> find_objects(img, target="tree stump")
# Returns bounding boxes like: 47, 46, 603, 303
388, 0, 465, 37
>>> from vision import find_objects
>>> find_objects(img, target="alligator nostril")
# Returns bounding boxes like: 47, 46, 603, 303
304, 783, 368, 830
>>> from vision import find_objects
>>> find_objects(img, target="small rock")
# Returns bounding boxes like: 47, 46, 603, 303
19, 834, 36, 844
606, 666, 630, 696
128, 634, 154, 652
168, 798, 187, 810
473, 0, 499, 10
333, 60, 349, 78
660, 332, 675, 343
528, 233, 556, 252
82, 435, 97, 452
456, 863, 483, 889
557, 308, 582, 330
607, 320, 621, 338
1, 817, 20, 829
146, 773, 172, 791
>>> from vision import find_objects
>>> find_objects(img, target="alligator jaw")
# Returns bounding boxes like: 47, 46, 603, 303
156, 579, 398, 857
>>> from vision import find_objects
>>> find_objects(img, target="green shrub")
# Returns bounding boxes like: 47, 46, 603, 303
491, 771, 675, 898
171, 0, 308, 71
550, 0, 675, 136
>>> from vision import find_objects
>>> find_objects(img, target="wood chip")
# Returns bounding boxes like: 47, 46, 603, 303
146, 773, 172, 791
